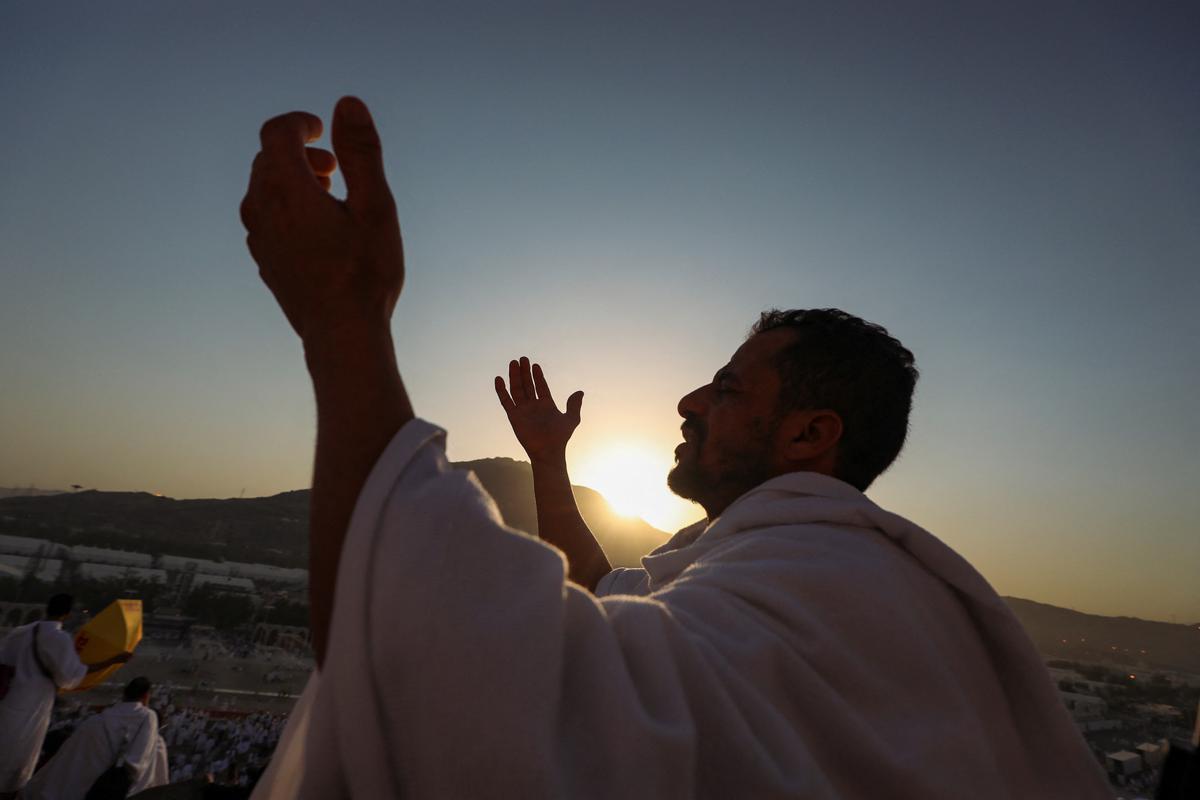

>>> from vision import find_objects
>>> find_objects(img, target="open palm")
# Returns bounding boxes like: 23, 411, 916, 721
495, 357, 584, 463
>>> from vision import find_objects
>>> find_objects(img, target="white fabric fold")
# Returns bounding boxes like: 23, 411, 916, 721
22, 700, 157, 800
253, 418, 1109, 799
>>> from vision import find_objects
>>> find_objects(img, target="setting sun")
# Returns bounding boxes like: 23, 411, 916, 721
573, 442, 700, 533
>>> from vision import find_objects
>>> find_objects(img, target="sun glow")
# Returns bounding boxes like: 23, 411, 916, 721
574, 442, 700, 533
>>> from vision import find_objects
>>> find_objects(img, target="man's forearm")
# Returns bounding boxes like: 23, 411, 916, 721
306, 328, 414, 667
531, 454, 610, 591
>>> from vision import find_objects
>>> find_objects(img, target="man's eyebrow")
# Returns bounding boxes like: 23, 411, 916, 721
713, 367, 738, 383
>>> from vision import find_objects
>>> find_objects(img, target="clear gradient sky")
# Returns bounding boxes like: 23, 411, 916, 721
2, 2, 1197, 622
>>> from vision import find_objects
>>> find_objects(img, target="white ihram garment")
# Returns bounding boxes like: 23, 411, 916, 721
21, 701, 157, 800
0, 621, 87, 792
252, 418, 1110, 799
128, 733, 170, 795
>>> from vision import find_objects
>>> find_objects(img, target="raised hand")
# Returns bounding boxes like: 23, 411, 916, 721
495, 357, 584, 464
495, 358, 609, 588
239, 96, 403, 347
241, 97, 414, 666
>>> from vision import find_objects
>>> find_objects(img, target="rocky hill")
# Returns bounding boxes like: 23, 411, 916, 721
5, 482, 1197, 675
0, 488, 312, 566
453, 458, 671, 566
1003, 597, 1200, 674
0, 458, 670, 570
0, 487, 65, 499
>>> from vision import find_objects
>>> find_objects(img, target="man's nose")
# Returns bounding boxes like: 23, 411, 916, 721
677, 385, 709, 419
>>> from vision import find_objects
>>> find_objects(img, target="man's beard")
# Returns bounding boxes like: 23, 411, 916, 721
667, 417, 775, 519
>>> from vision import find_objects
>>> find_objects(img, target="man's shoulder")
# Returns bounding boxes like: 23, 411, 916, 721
102, 702, 154, 724
700, 518, 905, 573
39, 622, 76, 648
679, 520, 947, 615
42, 621, 70, 636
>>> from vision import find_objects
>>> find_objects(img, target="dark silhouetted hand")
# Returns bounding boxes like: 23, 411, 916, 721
239, 96, 403, 347
240, 97, 413, 666
495, 357, 584, 464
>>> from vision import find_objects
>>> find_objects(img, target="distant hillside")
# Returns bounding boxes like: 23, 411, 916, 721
0, 459, 670, 570
6, 482, 1197, 674
0, 487, 65, 499
0, 489, 312, 566
456, 458, 671, 567
1003, 597, 1200, 674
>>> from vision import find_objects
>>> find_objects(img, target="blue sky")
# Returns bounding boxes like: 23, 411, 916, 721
2, 1, 1197, 621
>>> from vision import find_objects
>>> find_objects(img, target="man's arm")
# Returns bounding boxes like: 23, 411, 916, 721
529, 453, 610, 591
306, 333, 412, 667
43, 626, 118, 688
240, 97, 411, 667
495, 357, 611, 590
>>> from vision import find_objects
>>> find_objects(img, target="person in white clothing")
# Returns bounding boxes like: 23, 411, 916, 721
128, 731, 170, 796
0, 594, 130, 799
21, 676, 160, 800
239, 98, 1112, 798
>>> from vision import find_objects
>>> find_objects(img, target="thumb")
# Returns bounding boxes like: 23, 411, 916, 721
331, 96, 393, 213
566, 391, 584, 423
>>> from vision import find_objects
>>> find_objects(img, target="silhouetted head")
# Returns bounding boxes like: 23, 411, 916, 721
668, 308, 917, 518
46, 593, 74, 620
123, 676, 152, 703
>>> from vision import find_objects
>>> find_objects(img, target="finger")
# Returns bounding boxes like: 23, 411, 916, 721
240, 153, 266, 230
520, 357, 536, 401
239, 194, 255, 230
566, 391, 584, 423
494, 376, 516, 414
305, 147, 337, 177
258, 112, 323, 182
331, 96, 394, 215
509, 360, 529, 402
531, 363, 555, 405
317, 175, 332, 192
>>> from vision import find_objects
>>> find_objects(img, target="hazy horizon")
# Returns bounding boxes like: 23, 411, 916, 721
2, 479, 1196, 628
3, 2, 1197, 624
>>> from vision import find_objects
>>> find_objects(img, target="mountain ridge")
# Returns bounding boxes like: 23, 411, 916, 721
0, 458, 669, 570
3, 479, 1197, 673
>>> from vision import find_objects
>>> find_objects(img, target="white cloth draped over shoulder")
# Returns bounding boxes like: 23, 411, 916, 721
129, 733, 170, 795
252, 418, 1110, 799
21, 700, 158, 800
0, 620, 87, 792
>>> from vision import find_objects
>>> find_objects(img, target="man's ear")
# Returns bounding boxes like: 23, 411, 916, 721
778, 409, 843, 465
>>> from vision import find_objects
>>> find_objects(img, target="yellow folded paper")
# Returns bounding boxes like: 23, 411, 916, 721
64, 598, 142, 692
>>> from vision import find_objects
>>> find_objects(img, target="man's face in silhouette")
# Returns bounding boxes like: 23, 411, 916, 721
667, 328, 795, 519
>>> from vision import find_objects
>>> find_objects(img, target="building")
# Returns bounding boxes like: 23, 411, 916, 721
1135, 741, 1167, 770
0, 533, 308, 603
1105, 750, 1142, 778
1060, 691, 1107, 721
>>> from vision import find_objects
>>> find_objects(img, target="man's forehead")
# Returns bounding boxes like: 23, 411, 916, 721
727, 328, 797, 372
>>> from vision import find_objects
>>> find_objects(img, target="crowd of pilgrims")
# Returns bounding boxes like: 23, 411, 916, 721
43, 685, 288, 791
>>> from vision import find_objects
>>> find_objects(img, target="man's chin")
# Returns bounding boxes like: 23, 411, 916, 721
667, 463, 704, 504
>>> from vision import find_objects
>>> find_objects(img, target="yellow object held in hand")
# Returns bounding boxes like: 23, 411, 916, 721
65, 599, 142, 692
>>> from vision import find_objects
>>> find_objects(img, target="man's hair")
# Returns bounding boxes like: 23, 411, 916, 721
123, 676, 152, 701
46, 593, 73, 618
753, 308, 918, 491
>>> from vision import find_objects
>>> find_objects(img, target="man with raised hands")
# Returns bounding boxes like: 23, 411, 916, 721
242, 97, 1109, 799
